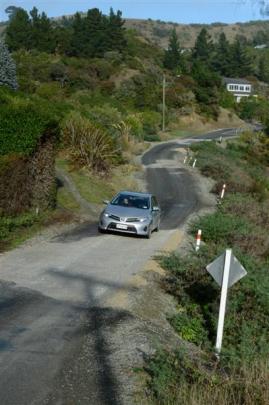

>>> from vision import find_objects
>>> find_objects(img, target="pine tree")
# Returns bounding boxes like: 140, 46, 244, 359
258, 55, 269, 82
106, 8, 126, 53
68, 12, 87, 56
29, 7, 55, 52
84, 8, 106, 57
164, 28, 184, 72
5, 8, 32, 51
193, 28, 214, 65
213, 32, 232, 76
0, 40, 18, 90
5, 6, 21, 20
230, 39, 253, 77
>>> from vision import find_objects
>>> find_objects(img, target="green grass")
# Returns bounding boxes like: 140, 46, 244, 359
56, 157, 140, 205
57, 186, 81, 212
56, 158, 118, 203
0, 211, 48, 252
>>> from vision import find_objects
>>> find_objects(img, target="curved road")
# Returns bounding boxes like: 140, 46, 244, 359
0, 129, 237, 404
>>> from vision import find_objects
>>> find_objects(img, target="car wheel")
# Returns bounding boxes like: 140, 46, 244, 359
155, 222, 160, 232
98, 226, 105, 234
146, 226, 152, 239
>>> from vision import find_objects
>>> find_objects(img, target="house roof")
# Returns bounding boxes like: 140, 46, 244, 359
223, 77, 251, 85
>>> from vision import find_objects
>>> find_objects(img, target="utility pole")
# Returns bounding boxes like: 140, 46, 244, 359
162, 74, 166, 132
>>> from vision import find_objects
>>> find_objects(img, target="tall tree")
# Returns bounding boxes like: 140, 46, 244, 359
258, 54, 269, 82
5, 8, 32, 51
192, 28, 214, 65
29, 7, 55, 52
164, 28, 184, 72
0, 40, 18, 90
68, 12, 87, 56
84, 8, 106, 57
106, 8, 126, 53
5, 6, 21, 20
230, 39, 253, 76
213, 32, 232, 76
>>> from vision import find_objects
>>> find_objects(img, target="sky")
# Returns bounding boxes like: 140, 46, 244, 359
0, 0, 267, 24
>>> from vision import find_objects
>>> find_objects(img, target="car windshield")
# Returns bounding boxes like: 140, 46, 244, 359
111, 194, 150, 209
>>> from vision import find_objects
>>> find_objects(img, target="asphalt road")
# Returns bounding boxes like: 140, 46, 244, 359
0, 128, 238, 404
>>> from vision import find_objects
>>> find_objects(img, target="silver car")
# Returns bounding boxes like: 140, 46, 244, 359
98, 191, 161, 238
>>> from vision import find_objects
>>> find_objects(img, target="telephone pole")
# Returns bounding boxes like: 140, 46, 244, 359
162, 74, 166, 132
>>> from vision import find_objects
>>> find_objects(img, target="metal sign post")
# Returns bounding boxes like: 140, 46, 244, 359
215, 249, 231, 355
206, 249, 247, 358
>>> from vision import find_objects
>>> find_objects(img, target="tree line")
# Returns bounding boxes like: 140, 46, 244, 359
164, 27, 253, 78
4, 6, 126, 57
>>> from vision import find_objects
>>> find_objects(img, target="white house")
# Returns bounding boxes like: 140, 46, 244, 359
223, 77, 252, 103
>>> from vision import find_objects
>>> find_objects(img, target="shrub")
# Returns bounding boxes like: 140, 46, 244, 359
62, 112, 120, 171
170, 307, 208, 345
0, 101, 58, 156
85, 104, 123, 137
124, 114, 144, 140
35, 82, 64, 100
139, 110, 162, 135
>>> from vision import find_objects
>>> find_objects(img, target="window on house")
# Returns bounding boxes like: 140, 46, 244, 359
229, 85, 234, 90
245, 86, 250, 92
234, 85, 238, 90
240, 86, 244, 91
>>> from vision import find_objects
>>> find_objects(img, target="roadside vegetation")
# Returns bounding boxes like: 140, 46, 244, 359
147, 133, 269, 404
1, 5, 269, 252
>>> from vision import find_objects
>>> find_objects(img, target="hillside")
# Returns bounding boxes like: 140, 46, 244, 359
125, 18, 269, 48
2, 16, 269, 48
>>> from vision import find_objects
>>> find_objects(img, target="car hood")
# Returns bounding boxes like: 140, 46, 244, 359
105, 204, 150, 219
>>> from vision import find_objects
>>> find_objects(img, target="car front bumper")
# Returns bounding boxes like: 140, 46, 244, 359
99, 216, 151, 236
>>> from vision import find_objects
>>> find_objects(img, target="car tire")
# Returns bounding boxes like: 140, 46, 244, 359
98, 226, 105, 234
146, 226, 152, 239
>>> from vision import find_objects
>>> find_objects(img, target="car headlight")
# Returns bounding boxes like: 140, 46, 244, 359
103, 212, 110, 217
140, 216, 151, 222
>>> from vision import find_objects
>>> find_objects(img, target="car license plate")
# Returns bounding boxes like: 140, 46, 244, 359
116, 224, 128, 230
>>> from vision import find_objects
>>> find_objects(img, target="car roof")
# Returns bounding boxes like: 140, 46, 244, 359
118, 190, 153, 198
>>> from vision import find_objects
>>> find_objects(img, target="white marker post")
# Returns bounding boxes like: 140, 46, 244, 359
220, 184, 226, 199
183, 156, 187, 164
195, 229, 202, 252
215, 249, 232, 357
192, 159, 197, 168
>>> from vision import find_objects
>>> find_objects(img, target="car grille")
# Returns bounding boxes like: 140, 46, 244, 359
109, 215, 140, 223
126, 218, 140, 223
108, 223, 137, 233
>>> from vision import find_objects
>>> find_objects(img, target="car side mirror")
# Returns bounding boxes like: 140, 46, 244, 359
152, 206, 160, 211
103, 200, 110, 205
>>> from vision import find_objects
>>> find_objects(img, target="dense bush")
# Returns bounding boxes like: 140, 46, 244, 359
62, 112, 120, 171
0, 99, 58, 156
139, 110, 162, 135
85, 104, 123, 137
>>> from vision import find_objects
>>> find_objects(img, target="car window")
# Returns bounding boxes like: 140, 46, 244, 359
111, 194, 150, 209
